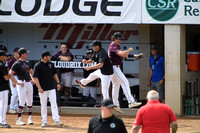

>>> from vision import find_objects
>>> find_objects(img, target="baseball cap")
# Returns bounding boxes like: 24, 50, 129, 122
100, 99, 116, 108
0, 50, 7, 56
18, 48, 29, 54
151, 45, 158, 50
92, 40, 102, 47
0, 44, 8, 52
41, 51, 51, 58
14, 47, 19, 53
113, 32, 124, 39
86, 49, 94, 54
6, 53, 12, 57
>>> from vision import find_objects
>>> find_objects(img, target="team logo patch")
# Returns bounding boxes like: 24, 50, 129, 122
146, 0, 179, 21
110, 123, 116, 128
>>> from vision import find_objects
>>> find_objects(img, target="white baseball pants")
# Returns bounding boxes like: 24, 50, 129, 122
16, 80, 33, 107
39, 89, 60, 124
81, 69, 113, 99
9, 75, 18, 110
83, 86, 97, 99
61, 72, 73, 87
0, 90, 9, 124
112, 66, 135, 106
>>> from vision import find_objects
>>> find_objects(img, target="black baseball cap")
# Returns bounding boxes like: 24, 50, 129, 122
0, 50, 7, 56
113, 32, 124, 39
14, 47, 19, 53
41, 51, 51, 58
86, 49, 94, 54
0, 44, 8, 52
92, 40, 102, 47
100, 99, 116, 108
18, 48, 29, 54
151, 45, 158, 50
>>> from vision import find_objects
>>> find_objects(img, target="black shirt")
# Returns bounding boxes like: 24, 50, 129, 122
88, 115, 127, 133
33, 61, 57, 91
84, 57, 98, 87
92, 48, 113, 75
0, 61, 10, 92
11, 60, 32, 81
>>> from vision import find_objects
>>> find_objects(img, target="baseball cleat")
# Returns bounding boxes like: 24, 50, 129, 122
28, 118, 34, 125
54, 121, 63, 126
114, 106, 124, 114
41, 123, 47, 127
74, 79, 86, 88
2, 124, 11, 128
134, 53, 144, 59
16, 120, 26, 125
8, 109, 17, 114
129, 102, 142, 108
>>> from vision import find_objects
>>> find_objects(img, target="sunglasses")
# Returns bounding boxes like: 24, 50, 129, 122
117, 38, 122, 41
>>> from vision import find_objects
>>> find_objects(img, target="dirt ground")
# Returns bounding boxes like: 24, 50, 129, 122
1, 113, 200, 133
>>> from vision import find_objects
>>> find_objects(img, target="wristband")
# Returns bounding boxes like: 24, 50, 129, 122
57, 83, 60, 85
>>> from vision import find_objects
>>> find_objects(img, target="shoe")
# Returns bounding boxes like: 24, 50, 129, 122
28, 118, 34, 125
134, 53, 144, 59
129, 102, 142, 108
9, 109, 17, 114
16, 119, 26, 125
114, 106, 124, 114
2, 124, 11, 128
0, 123, 3, 128
74, 79, 86, 88
54, 121, 63, 126
41, 123, 47, 127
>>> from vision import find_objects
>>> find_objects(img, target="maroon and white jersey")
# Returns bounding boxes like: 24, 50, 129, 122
108, 42, 122, 65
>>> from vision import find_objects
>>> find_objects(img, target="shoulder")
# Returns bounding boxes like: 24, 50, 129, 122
34, 61, 41, 67
90, 116, 99, 123
113, 116, 124, 123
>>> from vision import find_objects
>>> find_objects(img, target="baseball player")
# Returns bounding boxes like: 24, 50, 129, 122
0, 50, 11, 128
9, 48, 34, 125
83, 49, 98, 100
8, 47, 19, 114
108, 32, 143, 113
75, 40, 113, 100
33, 51, 63, 127
52, 43, 74, 102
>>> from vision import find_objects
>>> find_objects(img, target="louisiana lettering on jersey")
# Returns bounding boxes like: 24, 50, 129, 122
52, 61, 97, 68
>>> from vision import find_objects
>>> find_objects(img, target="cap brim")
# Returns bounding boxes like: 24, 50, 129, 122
104, 104, 116, 108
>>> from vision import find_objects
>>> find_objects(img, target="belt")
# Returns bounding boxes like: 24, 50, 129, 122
19, 80, 31, 82
113, 65, 120, 67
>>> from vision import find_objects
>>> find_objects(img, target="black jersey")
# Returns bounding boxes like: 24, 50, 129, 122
92, 48, 113, 75
33, 61, 57, 91
0, 61, 10, 92
11, 60, 32, 81
88, 115, 127, 133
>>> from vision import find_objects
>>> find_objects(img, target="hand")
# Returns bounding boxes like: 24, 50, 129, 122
160, 79, 164, 85
57, 84, 61, 90
82, 59, 87, 63
18, 82, 24, 87
128, 47, 133, 52
84, 67, 91, 71
12, 82, 16, 87
147, 81, 151, 87
38, 88, 44, 93
31, 80, 36, 85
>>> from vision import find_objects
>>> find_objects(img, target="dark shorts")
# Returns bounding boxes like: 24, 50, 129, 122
150, 81, 165, 99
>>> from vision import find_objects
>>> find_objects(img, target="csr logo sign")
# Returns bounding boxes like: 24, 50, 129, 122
146, 0, 179, 21
0, 0, 123, 16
